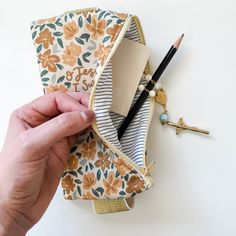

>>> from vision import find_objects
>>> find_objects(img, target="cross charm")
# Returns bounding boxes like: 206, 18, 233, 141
163, 117, 209, 135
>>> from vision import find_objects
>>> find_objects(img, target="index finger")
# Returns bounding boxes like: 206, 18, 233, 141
24, 91, 89, 117
14, 92, 90, 128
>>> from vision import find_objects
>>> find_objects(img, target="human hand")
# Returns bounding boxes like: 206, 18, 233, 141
0, 92, 95, 236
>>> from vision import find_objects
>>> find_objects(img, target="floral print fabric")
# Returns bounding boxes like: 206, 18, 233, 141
31, 8, 127, 93
61, 130, 147, 199
31, 8, 149, 200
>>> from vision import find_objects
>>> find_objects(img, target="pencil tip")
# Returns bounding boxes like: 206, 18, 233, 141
174, 33, 184, 49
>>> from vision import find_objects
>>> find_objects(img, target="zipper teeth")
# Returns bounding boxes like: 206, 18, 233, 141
65, 7, 97, 14
132, 16, 154, 167
89, 15, 141, 170
87, 14, 153, 185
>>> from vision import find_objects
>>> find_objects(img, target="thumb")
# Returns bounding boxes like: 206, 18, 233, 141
25, 109, 95, 151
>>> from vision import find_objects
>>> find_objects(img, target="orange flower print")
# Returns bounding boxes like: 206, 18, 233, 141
62, 42, 82, 66
82, 191, 96, 200
38, 49, 60, 72
35, 28, 55, 49
116, 13, 128, 20
86, 15, 106, 40
36, 19, 47, 24
65, 194, 73, 200
95, 151, 111, 172
103, 172, 122, 196
101, 140, 109, 149
94, 44, 112, 66
106, 24, 122, 43
114, 158, 131, 177
125, 176, 145, 194
81, 140, 96, 160
63, 21, 79, 40
46, 84, 68, 93
61, 175, 75, 194
47, 17, 57, 23
83, 173, 96, 190
36, 17, 56, 24
67, 155, 79, 171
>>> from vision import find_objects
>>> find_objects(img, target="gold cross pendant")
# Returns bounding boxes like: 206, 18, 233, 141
155, 88, 210, 135
164, 117, 210, 135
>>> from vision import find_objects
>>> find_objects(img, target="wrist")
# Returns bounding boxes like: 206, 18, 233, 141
0, 206, 33, 236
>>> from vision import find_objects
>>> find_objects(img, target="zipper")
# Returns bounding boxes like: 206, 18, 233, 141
67, 9, 155, 187
64, 7, 97, 15
132, 16, 156, 168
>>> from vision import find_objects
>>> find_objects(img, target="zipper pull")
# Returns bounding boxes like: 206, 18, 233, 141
141, 161, 157, 176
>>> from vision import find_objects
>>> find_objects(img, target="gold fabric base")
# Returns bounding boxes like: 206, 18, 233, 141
92, 198, 134, 214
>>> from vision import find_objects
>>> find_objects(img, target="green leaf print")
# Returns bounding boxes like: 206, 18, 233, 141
82, 52, 91, 63
80, 33, 90, 42
64, 82, 71, 88
102, 36, 111, 43
39, 24, 45, 31
37, 44, 42, 53
40, 70, 48, 77
64, 14, 68, 22
119, 191, 126, 196
104, 170, 108, 178
77, 58, 83, 66
70, 146, 77, 153
53, 32, 63, 37
107, 19, 112, 26
96, 187, 104, 195
98, 11, 105, 20
32, 31, 37, 40
41, 77, 49, 82
89, 163, 94, 170
46, 23, 56, 30
104, 12, 111, 18
55, 18, 63, 26
117, 19, 124, 24
57, 38, 64, 48
78, 16, 83, 28
75, 37, 84, 45
115, 170, 120, 178
97, 169, 101, 181
69, 13, 74, 19
56, 64, 64, 70
75, 179, 82, 184
87, 14, 91, 24
69, 171, 77, 177
77, 186, 82, 196
57, 75, 65, 83
92, 188, 99, 198
124, 174, 129, 181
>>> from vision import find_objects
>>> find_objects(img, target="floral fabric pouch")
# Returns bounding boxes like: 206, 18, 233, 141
31, 7, 155, 214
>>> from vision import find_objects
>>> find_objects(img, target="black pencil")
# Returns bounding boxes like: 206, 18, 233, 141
117, 34, 184, 140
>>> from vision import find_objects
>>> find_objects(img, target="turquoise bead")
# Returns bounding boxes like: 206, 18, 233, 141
159, 113, 169, 124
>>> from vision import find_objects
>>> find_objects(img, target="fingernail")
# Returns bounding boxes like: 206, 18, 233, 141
80, 110, 95, 123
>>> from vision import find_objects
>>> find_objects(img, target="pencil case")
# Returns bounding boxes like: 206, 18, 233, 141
30, 7, 156, 214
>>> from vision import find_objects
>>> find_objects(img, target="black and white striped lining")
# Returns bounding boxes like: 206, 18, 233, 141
94, 61, 122, 150
93, 18, 150, 167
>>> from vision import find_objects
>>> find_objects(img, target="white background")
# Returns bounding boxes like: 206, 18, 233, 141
0, 0, 235, 235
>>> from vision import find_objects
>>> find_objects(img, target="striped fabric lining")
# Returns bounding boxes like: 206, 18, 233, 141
93, 19, 150, 167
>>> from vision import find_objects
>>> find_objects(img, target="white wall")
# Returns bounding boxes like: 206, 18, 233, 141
0, 0, 235, 235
